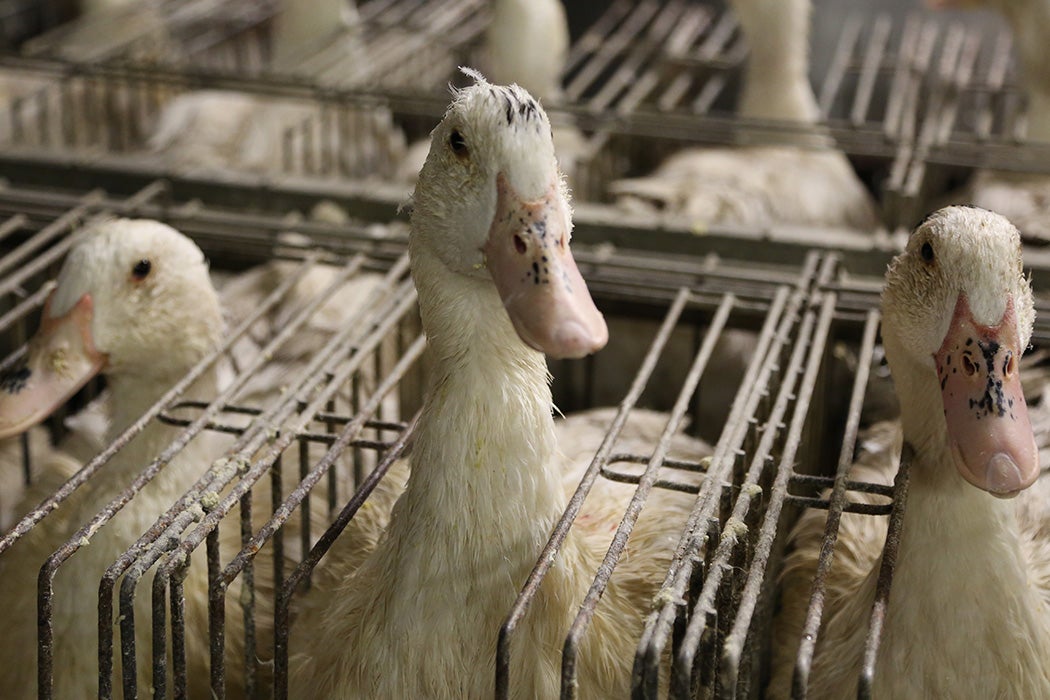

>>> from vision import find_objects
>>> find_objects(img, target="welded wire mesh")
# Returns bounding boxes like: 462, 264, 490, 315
0, 1, 936, 219
885, 12, 1050, 227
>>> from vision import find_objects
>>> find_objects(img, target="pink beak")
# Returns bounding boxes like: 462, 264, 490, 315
934, 294, 1039, 497
482, 173, 608, 359
0, 292, 106, 439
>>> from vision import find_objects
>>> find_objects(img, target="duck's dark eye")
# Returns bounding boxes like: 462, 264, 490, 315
449, 130, 467, 156
131, 259, 152, 280
921, 242, 934, 263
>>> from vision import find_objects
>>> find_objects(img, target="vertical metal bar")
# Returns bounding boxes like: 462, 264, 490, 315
208, 528, 226, 699
272, 452, 285, 594
326, 398, 338, 513
240, 491, 257, 698
151, 565, 169, 700
857, 447, 913, 699
850, 16, 892, 127
561, 293, 736, 697
171, 571, 188, 700
119, 570, 139, 697
299, 436, 311, 580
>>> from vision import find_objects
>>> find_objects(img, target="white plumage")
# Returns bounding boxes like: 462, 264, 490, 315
611, 0, 878, 231
288, 73, 710, 698
769, 207, 1050, 698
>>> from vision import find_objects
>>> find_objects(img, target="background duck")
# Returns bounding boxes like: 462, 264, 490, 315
928, 0, 1050, 244
768, 206, 1050, 698
610, 0, 879, 231
146, 0, 405, 178
289, 73, 709, 698
0, 219, 330, 697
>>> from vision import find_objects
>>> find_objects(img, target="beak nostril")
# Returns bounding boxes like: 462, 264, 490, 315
962, 352, 977, 377
1003, 352, 1015, 377
513, 234, 527, 255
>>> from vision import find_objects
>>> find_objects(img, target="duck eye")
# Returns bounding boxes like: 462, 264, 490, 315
131, 258, 152, 280
449, 130, 467, 156
920, 242, 934, 263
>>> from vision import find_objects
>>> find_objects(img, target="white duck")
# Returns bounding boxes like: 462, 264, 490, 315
610, 0, 878, 231
929, 0, 1050, 244
768, 206, 1050, 698
487, 0, 569, 104
0, 219, 262, 698
146, 0, 405, 178
288, 73, 709, 698
270, 0, 360, 72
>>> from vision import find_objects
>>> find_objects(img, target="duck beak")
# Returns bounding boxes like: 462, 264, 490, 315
483, 172, 608, 359
934, 294, 1039, 497
0, 292, 106, 439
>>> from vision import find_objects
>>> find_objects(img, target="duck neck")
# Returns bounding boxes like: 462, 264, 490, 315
1025, 90, 1050, 143
105, 363, 222, 482
999, 2, 1050, 142
390, 243, 564, 564
733, 0, 820, 122
272, 0, 358, 69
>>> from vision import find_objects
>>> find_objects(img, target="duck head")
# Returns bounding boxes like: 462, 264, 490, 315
0, 218, 223, 439
411, 70, 607, 359
882, 206, 1038, 497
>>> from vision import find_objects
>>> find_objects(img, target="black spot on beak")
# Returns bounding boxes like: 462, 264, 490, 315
0, 365, 30, 394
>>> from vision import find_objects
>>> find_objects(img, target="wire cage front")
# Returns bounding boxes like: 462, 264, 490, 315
2, 153, 1050, 698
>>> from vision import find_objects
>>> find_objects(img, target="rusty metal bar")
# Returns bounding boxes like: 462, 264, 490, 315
97, 253, 394, 696
857, 446, 913, 699
631, 252, 821, 696
154, 281, 417, 695
94, 253, 329, 699
272, 411, 418, 700
561, 293, 736, 697
672, 266, 839, 698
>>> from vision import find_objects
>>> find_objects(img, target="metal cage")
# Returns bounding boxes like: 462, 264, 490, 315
0, 2, 1048, 699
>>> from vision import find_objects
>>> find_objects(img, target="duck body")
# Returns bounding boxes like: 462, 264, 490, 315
769, 207, 1050, 698
147, 89, 406, 178
612, 145, 877, 230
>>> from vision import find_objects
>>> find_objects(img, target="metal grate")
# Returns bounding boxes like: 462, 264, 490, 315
885, 11, 1050, 227
22, 0, 488, 89
0, 1, 943, 222
2, 154, 1050, 698
0, 3, 1047, 699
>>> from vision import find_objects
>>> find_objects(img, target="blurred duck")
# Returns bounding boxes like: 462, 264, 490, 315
929, 0, 1050, 244
147, 0, 405, 178
0, 219, 319, 697
611, 0, 878, 231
